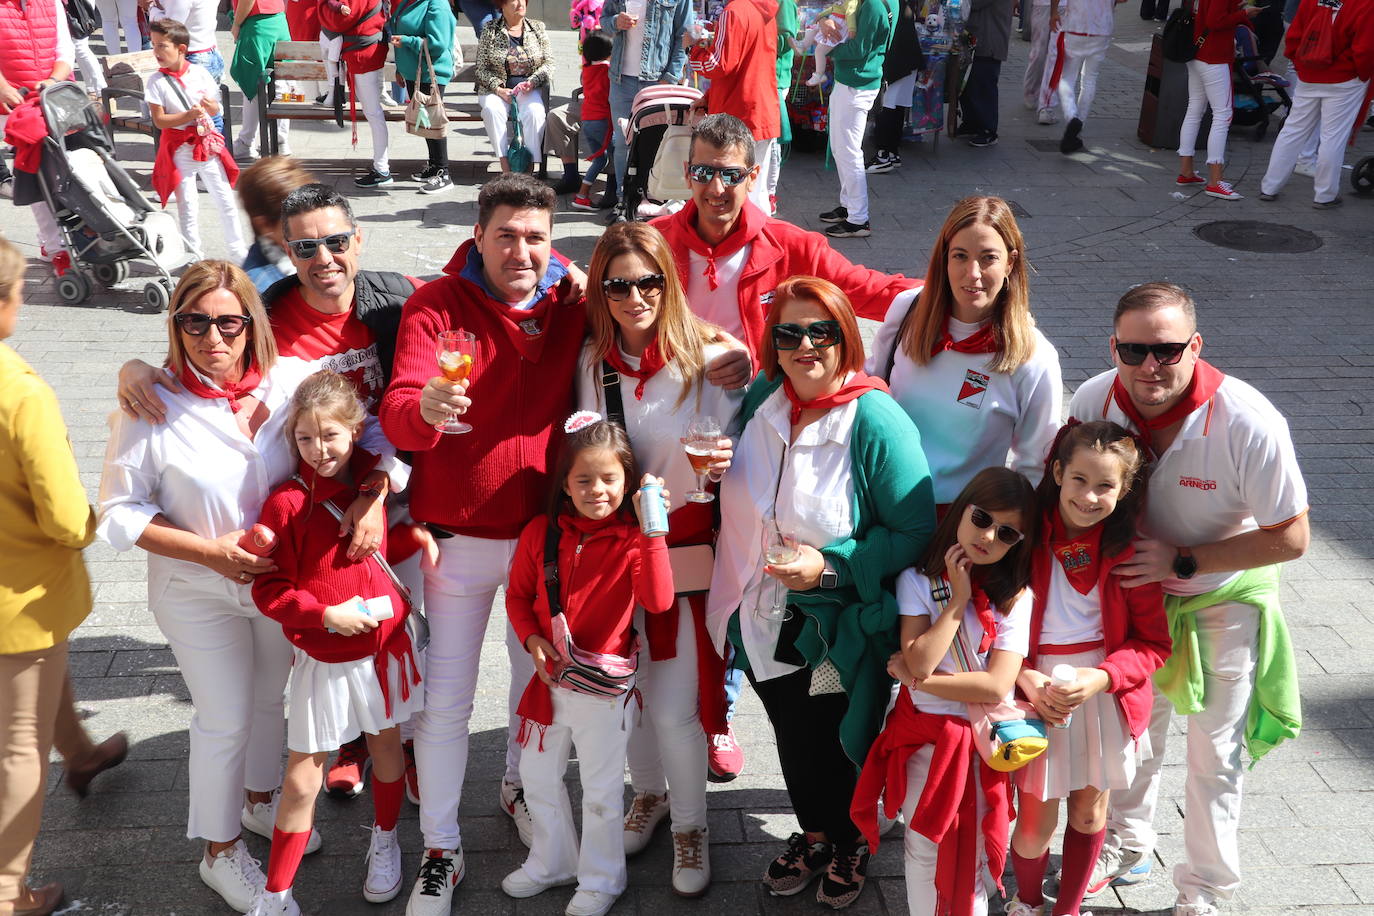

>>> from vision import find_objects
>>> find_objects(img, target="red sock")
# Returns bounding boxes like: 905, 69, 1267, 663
1054, 825, 1107, 915
1011, 847, 1049, 907
264, 828, 312, 893
373, 774, 404, 831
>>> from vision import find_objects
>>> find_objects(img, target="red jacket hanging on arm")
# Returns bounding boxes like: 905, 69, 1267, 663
694, 0, 782, 140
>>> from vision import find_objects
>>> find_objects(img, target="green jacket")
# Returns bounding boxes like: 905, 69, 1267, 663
390, 0, 458, 86
776, 0, 799, 89
829, 0, 896, 90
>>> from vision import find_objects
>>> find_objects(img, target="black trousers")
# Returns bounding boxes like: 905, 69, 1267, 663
1140, 0, 1170, 20
747, 664, 861, 846
959, 57, 1003, 137
872, 104, 909, 153
404, 79, 450, 169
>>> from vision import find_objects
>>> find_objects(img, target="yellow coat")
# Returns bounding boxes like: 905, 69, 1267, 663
0, 343, 96, 654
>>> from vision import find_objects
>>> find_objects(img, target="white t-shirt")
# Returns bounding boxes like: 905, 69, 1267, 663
620, 19, 648, 78
1039, 561, 1105, 646
145, 63, 219, 115
153, 0, 219, 52
1069, 370, 1309, 596
1060, 0, 1118, 37
896, 568, 1032, 718
684, 246, 752, 344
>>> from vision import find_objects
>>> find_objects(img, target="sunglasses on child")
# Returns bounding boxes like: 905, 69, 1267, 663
771, 320, 843, 350
687, 164, 756, 187
173, 313, 253, 338
968, 505, 1025, 546
1114, 341, 1190, 366
285, 232, 355, 260
602, 274, 666, 301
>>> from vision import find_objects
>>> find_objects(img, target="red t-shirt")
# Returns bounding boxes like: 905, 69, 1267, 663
581, 62, 610, 121
270, 288, 386, 411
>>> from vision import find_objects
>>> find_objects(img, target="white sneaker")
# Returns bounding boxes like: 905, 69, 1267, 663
405, 848, 464, 916
240, 793, 322, 854
566, 888, 619, 916
363, 825, 403, 903
1175, 901, 1220, 916
1037, 108, 1059, 125
500, 866, 576, 898
1293, 159, 1317, 177
199, 840, 267, 913
500, 779, 534, 847
671, 827, 710, 897
246, 888, 300, 916
623, 791, 670, 855
1004, 896, 1042, 916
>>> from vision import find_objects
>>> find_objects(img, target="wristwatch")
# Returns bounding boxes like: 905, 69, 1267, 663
819, 564, 839, 589
1173, 546, 1198, 580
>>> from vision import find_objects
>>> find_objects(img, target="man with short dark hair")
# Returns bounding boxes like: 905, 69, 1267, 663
1069, 282, 1309, 916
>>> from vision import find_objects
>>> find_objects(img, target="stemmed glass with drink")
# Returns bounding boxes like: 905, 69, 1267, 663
760, 517, 799, 621
436, 330, 476, 435
683, 415, 720, 503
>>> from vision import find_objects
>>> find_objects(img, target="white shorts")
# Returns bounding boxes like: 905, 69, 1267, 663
286, 643, 425, 754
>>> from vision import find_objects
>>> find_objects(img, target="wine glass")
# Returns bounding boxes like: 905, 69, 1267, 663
435, 330, 476, 435
683, 415, 721, 503
759, 517, 798, 621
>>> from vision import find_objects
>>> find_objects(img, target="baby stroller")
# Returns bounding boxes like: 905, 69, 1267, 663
35, 82, 187, 309
618, 83, 703, 222
1231, 25, 1292, 142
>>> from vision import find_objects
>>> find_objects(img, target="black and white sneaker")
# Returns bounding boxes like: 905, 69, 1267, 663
968, 132, 999, 148
355, 169, 394, 188
818, 205, 848, 224
419, 169, 453, 194
412, 163, 443, 183
825, 220, 871, 238
865, 150, 900, 173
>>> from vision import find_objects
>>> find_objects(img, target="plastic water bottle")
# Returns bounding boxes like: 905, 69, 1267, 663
1050, 664, 1077, 729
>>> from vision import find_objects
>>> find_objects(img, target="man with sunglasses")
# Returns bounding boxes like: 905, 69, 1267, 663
653, 114, 921, 367
1068, 282, 1309, 916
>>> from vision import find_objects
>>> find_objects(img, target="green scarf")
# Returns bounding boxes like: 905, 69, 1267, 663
230, 12, 290, 102
1153, 564, 1300, 766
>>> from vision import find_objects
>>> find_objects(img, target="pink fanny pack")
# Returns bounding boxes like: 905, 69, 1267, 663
543, 522, 638, 699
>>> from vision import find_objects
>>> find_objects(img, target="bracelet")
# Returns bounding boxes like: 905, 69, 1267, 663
358, 480, 386, 499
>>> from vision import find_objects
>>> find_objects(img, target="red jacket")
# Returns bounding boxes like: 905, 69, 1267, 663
1194, 0, 1250, 65
695, 0, 781, 140
651, 202, 922, 366
506, 512, 674, 726
1027, 528, 1171, 740
580, 61, 610, 121
1285, 0, 1374, 83
0, 0, 62, 101
319, 0, 388, 73
379, 239, 584, 539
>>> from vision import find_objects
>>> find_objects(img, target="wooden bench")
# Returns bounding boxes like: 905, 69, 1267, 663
255, 40, 481, 156
99, 49, 234, 145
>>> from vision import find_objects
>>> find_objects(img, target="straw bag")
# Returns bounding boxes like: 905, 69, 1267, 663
405, 40, 449, 139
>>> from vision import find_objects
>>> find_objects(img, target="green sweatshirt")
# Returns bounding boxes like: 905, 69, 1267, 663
829, 0, 896, 90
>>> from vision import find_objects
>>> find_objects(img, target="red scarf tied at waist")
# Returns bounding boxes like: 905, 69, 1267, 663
178, 361, 263, 414
851, 699, 1012, 916
782, 371, 888, 425
602, 338, 666, 400
930, 319, 999, 358
373, 627, 421, 719
677, 198, 767, 291
1110, 359, 1224, 458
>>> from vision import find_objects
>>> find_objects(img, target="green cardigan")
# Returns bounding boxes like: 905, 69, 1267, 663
391, 0, 458, 87
829, 0, 896, 91
731, 373, 936, 766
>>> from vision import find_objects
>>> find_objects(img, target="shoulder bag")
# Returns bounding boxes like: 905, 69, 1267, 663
542, 521, 639, 698
1161, 1, 1207, 63
405, 39, 450, 139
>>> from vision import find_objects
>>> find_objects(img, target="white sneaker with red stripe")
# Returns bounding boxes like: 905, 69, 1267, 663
1204, 181, 1242, 200
404, 848, 464, 916
500, 779, 533, 847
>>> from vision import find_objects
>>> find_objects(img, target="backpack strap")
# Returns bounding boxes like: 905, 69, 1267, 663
927, 573, 980, 674
543, 520, 564, 619
600, 360, 627, 428
882, 300, 917, 382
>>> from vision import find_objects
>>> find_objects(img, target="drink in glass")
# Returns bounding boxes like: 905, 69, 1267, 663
683, 415, 721, 503
760, 518, 798, 620
436, 330, 476, 435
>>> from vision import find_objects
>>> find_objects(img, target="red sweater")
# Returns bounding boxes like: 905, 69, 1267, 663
695, 0, 782, 140
379, 240, 585, 539
651, 202, 922, 367
507, 512, 675, 725
580, 61, 610, 121
1194, 0, 1250, 65
1285, 0, 1374, 83
1027, 523, 1172, 741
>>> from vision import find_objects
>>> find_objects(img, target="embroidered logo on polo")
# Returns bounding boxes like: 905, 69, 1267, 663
760, 290, 775, 306
1057, 544, 1092, 573
518, 318, 542, 336
1179, 476, 1217, 490
957, 369, 990, 409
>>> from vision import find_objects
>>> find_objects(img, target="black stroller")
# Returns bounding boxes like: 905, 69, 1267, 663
1231, 25, 1292, 142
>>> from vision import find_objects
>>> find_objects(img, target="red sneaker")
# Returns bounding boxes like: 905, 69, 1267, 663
50, 251, 71, 277
326, 734, 371, 797
1176, 173, 1205, 185
707, 725, 744, 782
403, 739, 420, 805
1204, 181, 1243, 201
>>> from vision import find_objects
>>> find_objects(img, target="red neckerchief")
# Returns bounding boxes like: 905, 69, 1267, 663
1048, 510, 1103, 597
967, 580, 998, 654
678, 199, 766, 291
178, 361, 263, 414
781, 371, 889, 425
1110, 359, 1225, 458
930, 319, 999, 358
602, 337, 666, 400
158, 60, 192, 82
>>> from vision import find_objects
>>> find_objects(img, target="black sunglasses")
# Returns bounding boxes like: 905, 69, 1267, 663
969, 505, 1025, 546
174, 313, 253, 338
1114, 341, 1190, 366
285, 232, 354, 260
771, 320, 843, 351
602, 274, 666, 301
687, 164, 755, 187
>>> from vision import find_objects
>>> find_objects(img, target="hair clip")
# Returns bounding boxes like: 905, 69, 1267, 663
564, 410, 603, 434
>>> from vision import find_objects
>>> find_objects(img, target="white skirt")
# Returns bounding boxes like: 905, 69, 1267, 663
286, 643, 425, 754
1015, 647, 1151, 801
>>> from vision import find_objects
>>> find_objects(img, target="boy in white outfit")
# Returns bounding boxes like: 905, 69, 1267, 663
1046, 0, 1126, 152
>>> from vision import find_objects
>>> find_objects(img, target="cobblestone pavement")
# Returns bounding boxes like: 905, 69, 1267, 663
8, 11, 1374, 916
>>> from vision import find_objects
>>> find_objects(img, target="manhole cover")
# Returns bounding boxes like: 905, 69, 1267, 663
1194, 220, 1322, 253
1026, 139, 1063, 153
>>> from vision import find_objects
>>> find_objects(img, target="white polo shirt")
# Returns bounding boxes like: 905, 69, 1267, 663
1069, 369, 1308, 597
1060, 0, 1117, 37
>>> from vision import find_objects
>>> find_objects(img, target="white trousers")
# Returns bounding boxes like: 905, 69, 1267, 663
480, 90, 546, 163
1106, 601, 1258, 907
748, 138, 774, 214
1024, 5, 1056, 111
1057, 33, 1111, 123
901, 744, 989, 916
827, 82, 879, 224
172, 144, 249, 262
350, 68, 391, 174
236, 100, 291, 155
519, 688, 634, 895
96, 0, 141, 53
152, 575, 293, 843
415, 533, 532, 850
625, 600, 707, 831
1261, 76, 1369, 203
1179, 59, 1233, 164
73, 38, 108, 93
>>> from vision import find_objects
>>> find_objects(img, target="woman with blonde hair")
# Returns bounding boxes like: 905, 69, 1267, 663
575, 221, 744, 896
97, 261, 403, 913
868, 195, 1062, 512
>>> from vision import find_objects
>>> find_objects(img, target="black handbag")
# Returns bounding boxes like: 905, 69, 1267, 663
1161, 3, 1207, 63
65, 0, 99, 41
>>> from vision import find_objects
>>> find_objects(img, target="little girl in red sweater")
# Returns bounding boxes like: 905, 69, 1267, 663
502, 412, 674, 916
249, 371, 423, 916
